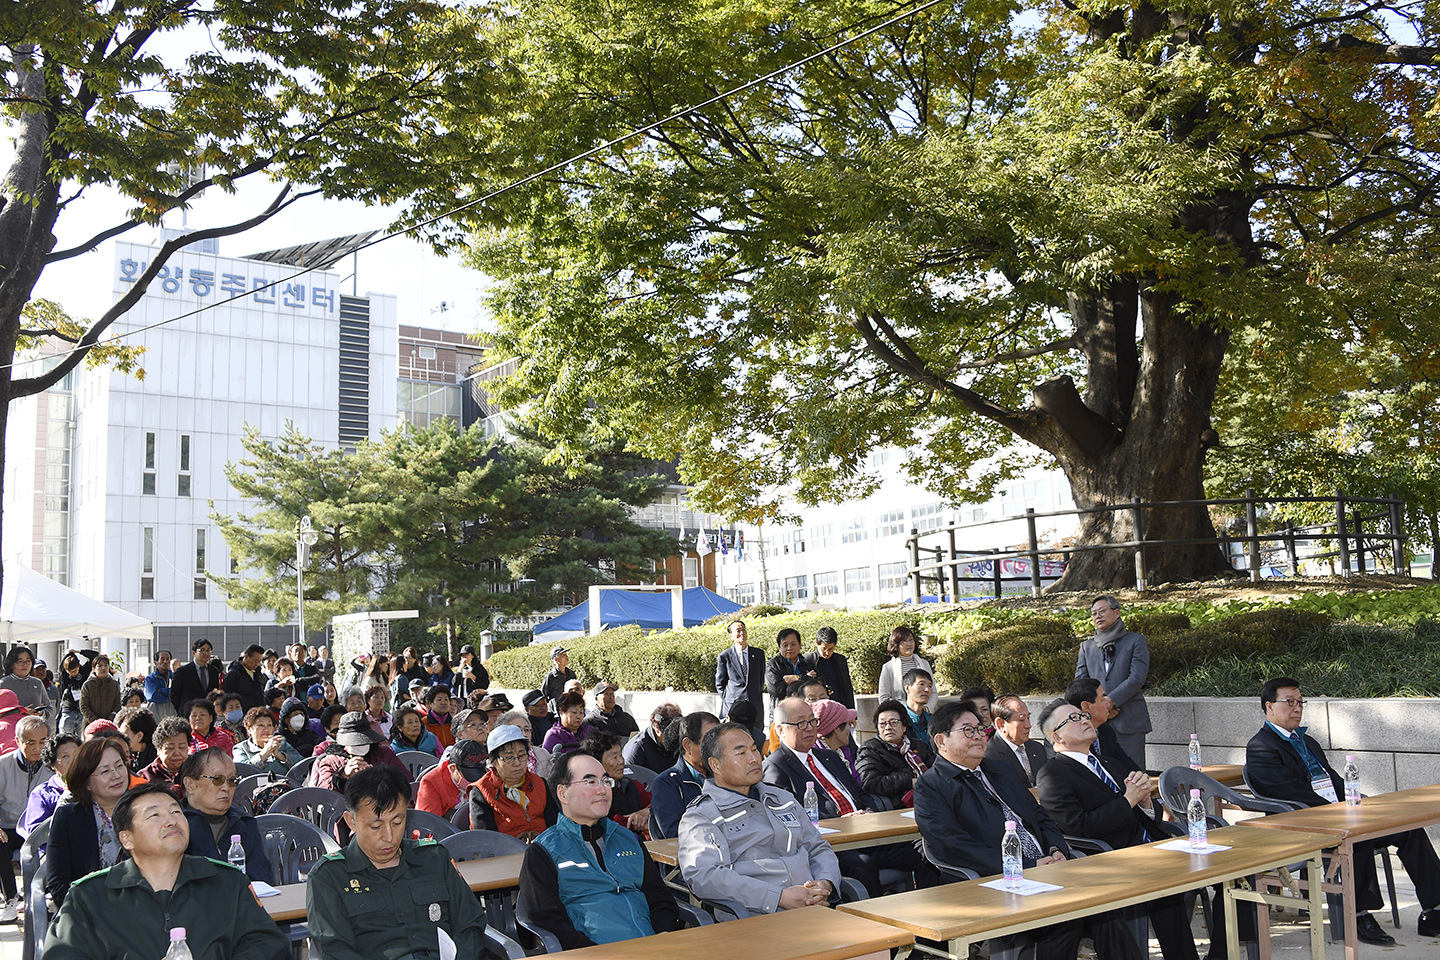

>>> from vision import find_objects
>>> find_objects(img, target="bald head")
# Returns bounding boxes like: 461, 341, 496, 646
775, 696, 818, 752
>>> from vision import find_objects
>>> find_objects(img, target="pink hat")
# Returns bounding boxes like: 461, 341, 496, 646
811, 699, 857, 737
84, 719, 119, 738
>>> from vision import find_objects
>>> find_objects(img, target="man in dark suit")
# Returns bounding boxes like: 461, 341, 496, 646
1075, 596, 1151, 768
1245, 677, 1440, 944
986, 695, 1049, 786
762, 697, 936, 896
1066, 677, 1139, 773
1035, 700, 1197, 960
800, 626, 854, 709
715, 620, 765, 717
648, 711, 718, 839
914, 699, 1142, 960
168, 637, 220, 713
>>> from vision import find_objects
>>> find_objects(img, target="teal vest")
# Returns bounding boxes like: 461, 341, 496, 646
534, 815, 653, 944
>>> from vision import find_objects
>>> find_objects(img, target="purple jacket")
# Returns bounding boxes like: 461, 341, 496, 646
19, 772, 67, 838
541, 722, 596, 755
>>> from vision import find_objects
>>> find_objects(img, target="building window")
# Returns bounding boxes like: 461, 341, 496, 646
912, 502, 947, 531
809, 523, 835, 550
178, 434, 191, 497
141, 527, 155, 600
683, 556, 700, 589
876, 509, 906, 537
813, 571, 840, 597
878, 562, 908, 590
783, 528, 805, 554
841, 517, 868, 544
845, 566, 873, 595
784, 575, 808, 600
142, 431, 156, 495
194, 529, 206, 600
737, 582, 756, 605
765, 579, 782, 603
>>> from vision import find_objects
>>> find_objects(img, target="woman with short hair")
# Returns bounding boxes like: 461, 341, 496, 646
45, 738, 131, 906
232, 706, 302, 777
857, 698, 934, 808
187, 698, 234, 755
876, 627, 932, 702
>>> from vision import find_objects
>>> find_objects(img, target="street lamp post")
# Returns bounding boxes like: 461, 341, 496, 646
295, 516, 319, 645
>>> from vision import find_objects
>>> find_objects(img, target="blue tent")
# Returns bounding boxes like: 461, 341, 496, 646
533, 587, 742, 640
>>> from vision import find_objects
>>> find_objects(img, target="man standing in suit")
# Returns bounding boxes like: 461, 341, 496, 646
168, 638, 220, 714
985, 695, 1049, 786
1245, 677, 1440, 945
1075, 596, 1151, 769
762, 697, 936, 896
801, 626, 854, 709
1035, 700, 1197, 960
914, 699, 1142, 960
715, 620, 765, 717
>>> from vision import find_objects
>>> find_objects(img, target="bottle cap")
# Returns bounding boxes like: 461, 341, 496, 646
1005, 820, 1016, 829
1190, 788, 1201, 798
170, 928, 186, 942
1191, 733, 1198, 739
231, 835, 242, 843
1346, 755, 1355, 762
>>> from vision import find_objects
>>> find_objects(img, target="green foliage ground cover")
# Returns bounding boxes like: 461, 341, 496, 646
487, 586, 1440, 698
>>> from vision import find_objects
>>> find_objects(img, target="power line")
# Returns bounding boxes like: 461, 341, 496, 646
17, 0, 953, 369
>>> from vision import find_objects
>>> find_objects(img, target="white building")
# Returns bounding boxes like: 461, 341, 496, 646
716, 453, 1079, 609
3, 237, 398, 667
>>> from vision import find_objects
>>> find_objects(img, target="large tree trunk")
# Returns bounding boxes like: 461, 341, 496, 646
1046, 283, 1233, 591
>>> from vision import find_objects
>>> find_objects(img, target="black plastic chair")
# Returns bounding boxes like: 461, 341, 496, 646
23, 855, 48, 960
406, 808, 457, 840
624, 764, 659, 787
919, 836, 1035, 960
1239, 766, 1401, 935
516, 886, 713, 953
20, 821, 50, 960
232, 761, 262, 778
286, 754, 318, 785
255, 814, 340, 960
450, 802, 471, 831
396, 749, 440, 781
443, 830, 528, 946
267, 786, 346, 836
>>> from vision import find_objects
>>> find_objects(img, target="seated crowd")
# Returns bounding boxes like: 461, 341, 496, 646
13, 622, 1440, 960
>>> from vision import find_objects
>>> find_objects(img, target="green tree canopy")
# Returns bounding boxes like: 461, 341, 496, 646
1, 0, 496, 587
456, 0, 1440, 589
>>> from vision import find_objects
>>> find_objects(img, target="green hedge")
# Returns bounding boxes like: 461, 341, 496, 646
486, 585, 1440, 697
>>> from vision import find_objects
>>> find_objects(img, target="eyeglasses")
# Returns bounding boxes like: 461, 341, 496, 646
876, 719, 905, 728
945, 724, 986, 740
780, 718, 820, 730
1274, 697, 1307, 707
566, 775, 616, 789
193, 775, 241, 787
494, 751, 529, 763
1052, 712, 1087, 733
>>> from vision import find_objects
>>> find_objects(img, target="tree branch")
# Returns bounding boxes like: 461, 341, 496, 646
949, 335, 1077, 371
1314, 34, 1440, 65
12, 183, 300, 398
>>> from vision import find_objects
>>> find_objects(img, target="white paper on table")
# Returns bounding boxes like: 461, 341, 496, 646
438, 926, 456, 960
250, 881, 281, 897
901, 811, 916, 818
1154, 838, 1232, 854
979, 878, 1063, 895
816, 825, 840, 834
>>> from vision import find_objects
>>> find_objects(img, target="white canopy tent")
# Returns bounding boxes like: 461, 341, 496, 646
0, 563, 152, 643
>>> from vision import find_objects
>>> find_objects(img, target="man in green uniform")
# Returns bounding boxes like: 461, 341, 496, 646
43, 782, 287, 960
306, 764, 486, 960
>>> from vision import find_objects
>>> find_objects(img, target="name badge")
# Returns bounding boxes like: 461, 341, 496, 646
1312, 776, 1339, 804
776, 810, 799, 827
428, 903, 441, 922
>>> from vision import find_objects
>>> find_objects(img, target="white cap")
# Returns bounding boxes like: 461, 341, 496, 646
1190, 733, 1199, 739
169, 928, 186, 941
1190, 788, 1201, 797
1346, 755, 1356, 762
1004, 820, 1016, 829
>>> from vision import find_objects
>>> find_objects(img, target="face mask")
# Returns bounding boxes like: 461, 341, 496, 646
226, 709, 243, 723
347, 743, 371, 757
288, 715, 306, 731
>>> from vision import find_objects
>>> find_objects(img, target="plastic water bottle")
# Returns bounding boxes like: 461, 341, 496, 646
1188, 734, 1202, 771
1344, 756, 1361, 806
1187, 789, 1207, 849
227, 835, 246, 875
163, 927, 193, 960
803, 782, 819, 822
1001, 820, 1023, 889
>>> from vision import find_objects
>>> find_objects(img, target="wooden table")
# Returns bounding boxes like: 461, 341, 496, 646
646, 808, 919, 866
550, 904, 912, 960
1239, 782, 1440, 960
837, 825, 1337, 960
263, 852, 526, 923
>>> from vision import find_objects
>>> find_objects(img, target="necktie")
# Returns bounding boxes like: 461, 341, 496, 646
1288, 731, 1329, 781
1087, 755, 1122, 793
1015, 743, 1033, 781
971, 770, 1044, 860
807, 755, 854, 816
